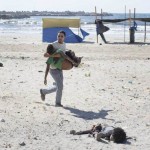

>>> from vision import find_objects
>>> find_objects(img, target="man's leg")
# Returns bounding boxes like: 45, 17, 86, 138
40, 71, 57, 101
55, 70, 63, 105
50, 69, 63, 105
41, 69, 63, 105
42, 76, 57, 95
99, 33, 107, 43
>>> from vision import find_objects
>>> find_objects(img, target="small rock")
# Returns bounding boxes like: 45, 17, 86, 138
38, 71, 43, 73
52, 133, 56, 136
5, 144, 11, 148
33, 137, 38, 140
128, 81, 133, 84
0, 119, 5, 122
101, 89, 105, 91
19, 142, 26, 146
70, 130, 76, 135
85, 73, 91, 77
114, 121, 122, 124
0, 63, 3, 67
19, 81, 24, 83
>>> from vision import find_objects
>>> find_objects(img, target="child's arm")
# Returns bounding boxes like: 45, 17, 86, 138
44, 53, 61, 58
75, 130, 93, 135
44, 64, 50, 85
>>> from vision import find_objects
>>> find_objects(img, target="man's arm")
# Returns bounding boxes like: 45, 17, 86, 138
44, 64, 50, 85
44, 53, 61, 58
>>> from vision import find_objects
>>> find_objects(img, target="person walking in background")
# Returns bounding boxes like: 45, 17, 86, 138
95, 19, 109, 44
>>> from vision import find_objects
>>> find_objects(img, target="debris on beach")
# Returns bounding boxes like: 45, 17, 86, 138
0, 118, 5, 122
101, 89, 106, 91
18, 81, 26, 83
70, 130, 76, 135
0, 63, 3, 67
21, 57, 25, 60
85, 72, 91, 77
146, 123, 150, 127
128, 81, 133, 84
20, 56, 30, 60
4, 144, 12, 148
19, 142, 26, 146
33, 137, 38, 140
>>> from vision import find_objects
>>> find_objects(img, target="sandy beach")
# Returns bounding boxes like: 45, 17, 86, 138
0, 33, 150, 150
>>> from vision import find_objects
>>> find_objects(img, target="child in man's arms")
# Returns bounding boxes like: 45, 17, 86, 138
46, 44, 82, 70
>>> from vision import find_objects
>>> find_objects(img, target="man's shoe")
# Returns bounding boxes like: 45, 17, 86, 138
40, 89, 45, 101
55, 103, 63, 107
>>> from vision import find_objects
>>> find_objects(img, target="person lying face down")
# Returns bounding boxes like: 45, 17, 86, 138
46, 44, 82, 69
70, 124, 126, 144
96, 126, 126, 143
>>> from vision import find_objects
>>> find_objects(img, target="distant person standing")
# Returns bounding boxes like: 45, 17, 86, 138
95, 19, 109, 44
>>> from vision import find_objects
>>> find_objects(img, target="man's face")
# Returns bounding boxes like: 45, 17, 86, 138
57, 33, 65, 43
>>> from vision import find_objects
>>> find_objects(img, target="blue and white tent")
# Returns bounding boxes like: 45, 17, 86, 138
43, 18, 89, 43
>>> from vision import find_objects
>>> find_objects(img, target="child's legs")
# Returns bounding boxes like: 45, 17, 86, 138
61, 60, 73, 70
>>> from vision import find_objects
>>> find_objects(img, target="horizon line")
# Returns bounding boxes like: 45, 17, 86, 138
0, 10, 150, 14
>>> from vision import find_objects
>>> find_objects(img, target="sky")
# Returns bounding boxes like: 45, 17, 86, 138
0, 0, 150, 13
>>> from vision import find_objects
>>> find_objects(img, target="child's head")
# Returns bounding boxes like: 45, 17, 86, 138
110, 128, 126, 143
47, 44, 56, 55
57, 31, 66, 44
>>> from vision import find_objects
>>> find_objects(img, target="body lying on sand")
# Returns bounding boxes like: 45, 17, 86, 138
70, 124, 127, 144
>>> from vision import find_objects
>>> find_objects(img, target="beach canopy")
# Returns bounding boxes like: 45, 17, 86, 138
43, 18, 89, 43
101, 18, 150, 23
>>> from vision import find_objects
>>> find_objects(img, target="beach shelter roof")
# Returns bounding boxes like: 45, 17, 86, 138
42, 18, 89, 43
43, 18, 80, 28
101, 18, 150, 23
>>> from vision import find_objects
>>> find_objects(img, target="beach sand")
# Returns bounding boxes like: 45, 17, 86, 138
0, 34, 150, 150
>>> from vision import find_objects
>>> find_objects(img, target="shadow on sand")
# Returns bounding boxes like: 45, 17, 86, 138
82, 41, 95, 44
64, 106, 114, 121
107, 42, 150, 45
97, 139, 132, 145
